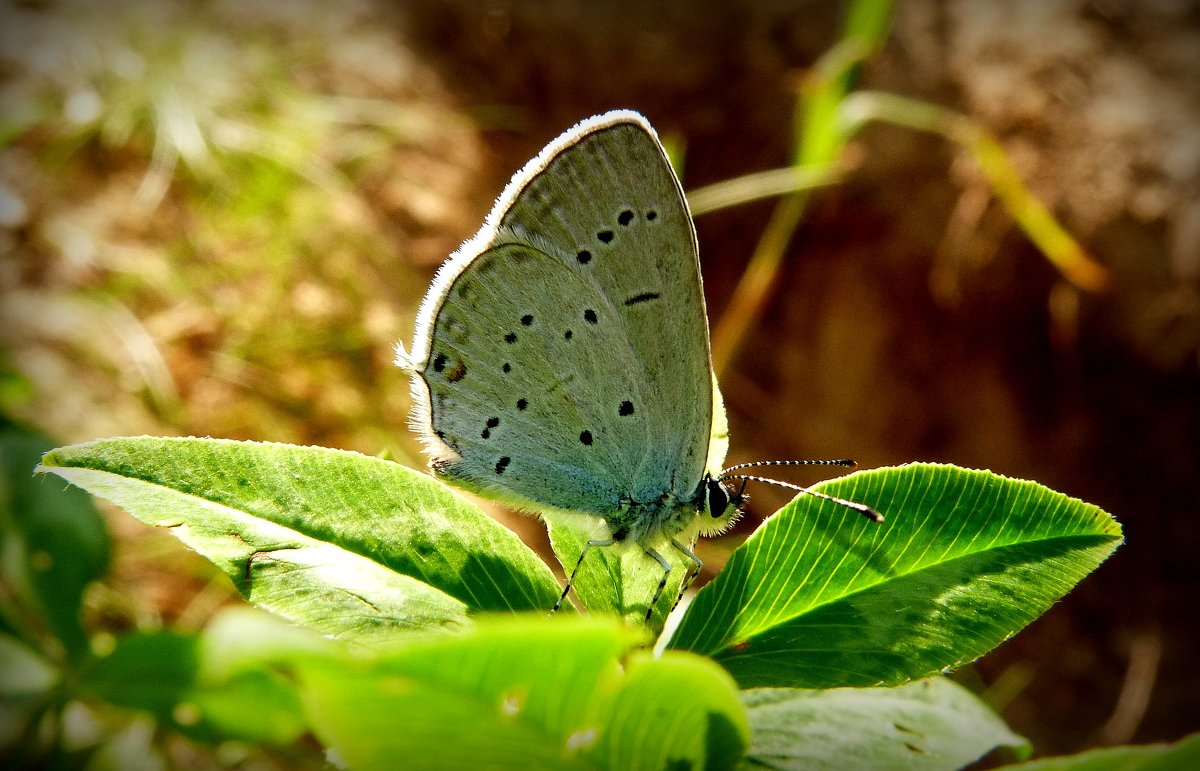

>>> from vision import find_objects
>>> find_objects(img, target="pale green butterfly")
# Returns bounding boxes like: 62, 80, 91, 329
396, 110, 880, 622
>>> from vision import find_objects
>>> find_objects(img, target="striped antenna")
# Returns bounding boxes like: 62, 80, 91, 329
722, 458, 858, 473
720, 462, 884, 523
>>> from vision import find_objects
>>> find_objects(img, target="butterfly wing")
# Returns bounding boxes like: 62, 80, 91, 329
404, 111, 716, 523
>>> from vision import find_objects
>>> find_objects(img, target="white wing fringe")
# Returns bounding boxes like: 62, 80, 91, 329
394, 340, 417, 371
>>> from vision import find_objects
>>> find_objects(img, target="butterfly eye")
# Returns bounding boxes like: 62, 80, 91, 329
707, 478, 730, 518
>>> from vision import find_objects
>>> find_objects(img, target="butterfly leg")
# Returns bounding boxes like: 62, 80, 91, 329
668, 538, 703, 614
643, 547, 673, 625
551, 538, 615, 615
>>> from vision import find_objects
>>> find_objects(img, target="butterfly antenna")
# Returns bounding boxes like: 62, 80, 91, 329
722, 458, 858, 474
723, 473, 884, 523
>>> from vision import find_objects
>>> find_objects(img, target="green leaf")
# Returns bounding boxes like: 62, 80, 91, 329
668, 463, 1122, 688
547, 518, 689, 633
298, 615, 750, 770
81, 608, 324, 744
38, 437, 563, 643
1000, 733, 1200, 770
742, 678, 1029, 770
596, 649, 750, 771
1, 420, 110, 659
80, 632, 202, 725
842, 0, 894, 49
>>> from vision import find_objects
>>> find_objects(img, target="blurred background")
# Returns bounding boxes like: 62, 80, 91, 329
2, 0, 1197, 761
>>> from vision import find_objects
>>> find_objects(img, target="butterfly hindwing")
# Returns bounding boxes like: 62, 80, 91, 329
409, 112, 715, 522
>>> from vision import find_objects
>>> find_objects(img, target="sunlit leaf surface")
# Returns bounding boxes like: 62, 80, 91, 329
40, 437, 564, 642
669, 463, 1122, 688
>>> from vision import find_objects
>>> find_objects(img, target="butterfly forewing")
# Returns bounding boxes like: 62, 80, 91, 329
412, 112, 715, 520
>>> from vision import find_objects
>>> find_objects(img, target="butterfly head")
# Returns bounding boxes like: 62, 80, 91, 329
696, 474, 746, 536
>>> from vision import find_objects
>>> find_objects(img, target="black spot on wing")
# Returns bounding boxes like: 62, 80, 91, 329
619, 400, 634, 416
504, 332, 518, 344
646, 210, 658, 220
516, 398, 527, 410
433, 353, 447, 372
577, 249, 592, 264
521, 314, 534, 326
579, 430, 593, 446
597, 230, 614, 243
624, 292, 661, 306
583, 309, 597, 324
618, 209, 634, 226
495, 456, 510, 474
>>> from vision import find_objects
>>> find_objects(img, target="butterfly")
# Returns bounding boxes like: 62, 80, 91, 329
396, 110, 880, 622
